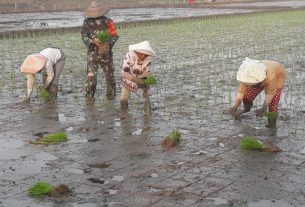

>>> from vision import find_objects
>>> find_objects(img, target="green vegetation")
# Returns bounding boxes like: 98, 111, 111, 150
28, 181, 53, 197
97, 30, 110, 44
38, 87, 52, 101
144, 75, 157, 85
169, 128, 181, 141
240, 136, 265, 150
264, 112, 278, 121
30, 132, 68, 145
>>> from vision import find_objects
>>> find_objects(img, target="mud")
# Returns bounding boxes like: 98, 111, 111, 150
1, 3, 305, 207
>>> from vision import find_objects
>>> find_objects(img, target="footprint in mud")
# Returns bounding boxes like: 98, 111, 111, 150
50, 184, 72, 197
87, 178, 106, 184
33, 132, 50, 137
88, 163, 111, 168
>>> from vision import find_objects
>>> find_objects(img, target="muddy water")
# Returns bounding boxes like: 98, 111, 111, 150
0, 8, 256, 33
1, 8, 305, 207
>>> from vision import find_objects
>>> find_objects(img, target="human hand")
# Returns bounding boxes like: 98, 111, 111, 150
256, 106, 267, 117
92, 38, 102, 47
132, 76, 144, 85
229, 106, 238, 115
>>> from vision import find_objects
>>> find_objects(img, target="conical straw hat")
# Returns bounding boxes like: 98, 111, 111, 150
129, 41, 156, 57
237, 58, 266, 84
20, 54, 46, 74
83, 1, 110, 18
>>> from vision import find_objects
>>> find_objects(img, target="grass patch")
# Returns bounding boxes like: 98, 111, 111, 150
30, 132, 68, 145
28, 181, 53, 197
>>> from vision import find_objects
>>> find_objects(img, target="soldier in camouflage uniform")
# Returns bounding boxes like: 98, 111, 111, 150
81, 1, 119, 100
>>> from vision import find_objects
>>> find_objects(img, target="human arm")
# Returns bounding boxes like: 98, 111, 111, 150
108, 19, 119, 48
81, 19, 102, 48
229, 83, 247, 115
25, 74, 36, 102
43, 59, 54, 89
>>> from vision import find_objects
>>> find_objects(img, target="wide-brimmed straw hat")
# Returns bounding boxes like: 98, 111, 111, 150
236, 57, 266, 84
83, 1, 110, 18
129, 41, 156, 57
20, 54, 46, 74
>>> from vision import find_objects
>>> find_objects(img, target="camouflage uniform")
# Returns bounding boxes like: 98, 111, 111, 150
81, 16, 118, 99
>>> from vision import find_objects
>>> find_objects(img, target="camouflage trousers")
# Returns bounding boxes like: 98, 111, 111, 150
85, 49, 116, 99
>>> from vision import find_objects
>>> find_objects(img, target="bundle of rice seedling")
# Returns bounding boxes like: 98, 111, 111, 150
162, 128, 181, 150
240, 136, 282, 153
38, 87, 52, 101
30, 132, 68, 145
28, 181, 53, 197
240, 136, 265, 150
144, 75, 157, 85
264, 112, 278, 121
97, 30, 110, 44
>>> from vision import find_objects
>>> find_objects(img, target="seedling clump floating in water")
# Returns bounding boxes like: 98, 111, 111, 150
28, 181, 53, 197
240, 136, 281, 153
28, 181, 71, 198
162, 128, 181, 150
30, 132, 68, 145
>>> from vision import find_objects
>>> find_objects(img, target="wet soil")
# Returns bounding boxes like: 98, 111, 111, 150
1, 5, 305, 207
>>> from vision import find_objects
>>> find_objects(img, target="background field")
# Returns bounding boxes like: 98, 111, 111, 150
1, 10, 305, 206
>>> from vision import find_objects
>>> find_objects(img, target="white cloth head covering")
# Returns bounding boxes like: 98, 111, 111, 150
83, 1, 110, 18
20, 54, 46, 74
129, 41, 156, 57
237, 57, 266, 84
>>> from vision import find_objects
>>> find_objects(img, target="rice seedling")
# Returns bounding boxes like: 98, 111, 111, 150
240, 136, 265, 150
30, 132, 68, 145
162, 128, 181, 150
240, 136, 281, 153
28, 181, 53, 197
38, 87, 53, 101
264, 112, 278, 121
144, 75, 157, 85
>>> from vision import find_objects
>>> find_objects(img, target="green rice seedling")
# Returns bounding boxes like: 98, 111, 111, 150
30, 132, 68, 145
240, 136, 265, 150
97, 30, 110, 44
28, 181, 53, 197
144, 75, 157, 85
38, 87, 52, 101
264, 112, 278, 121
169, 128, 181, 142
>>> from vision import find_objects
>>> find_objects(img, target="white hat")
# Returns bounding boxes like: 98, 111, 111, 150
236, 58, 266, 84
20, 54, 46, 74
83, 1, 110, 18
129, 41, 156, 57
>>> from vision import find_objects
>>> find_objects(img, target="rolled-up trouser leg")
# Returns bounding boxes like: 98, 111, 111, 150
85, 50, 99, 99
266, 88, 282, 128
101, 55, 116, 98
49, 52, 66, 98
242, 85, 263, 112
142, 88, 151, 115
120, 86, 130, 112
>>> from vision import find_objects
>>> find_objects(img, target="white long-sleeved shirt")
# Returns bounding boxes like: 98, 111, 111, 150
26, 48, 62, 98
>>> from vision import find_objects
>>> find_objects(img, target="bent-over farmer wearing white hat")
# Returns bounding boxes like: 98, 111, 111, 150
229, 58, 286, 128
81, 0, 119, 101
20, 47, 66, 102
120, 41, 156, 115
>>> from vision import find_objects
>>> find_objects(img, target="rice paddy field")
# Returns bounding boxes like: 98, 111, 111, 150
1, 9, 305, 207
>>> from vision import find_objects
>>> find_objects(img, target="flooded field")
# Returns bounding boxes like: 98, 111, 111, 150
1, 9, 305, 207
